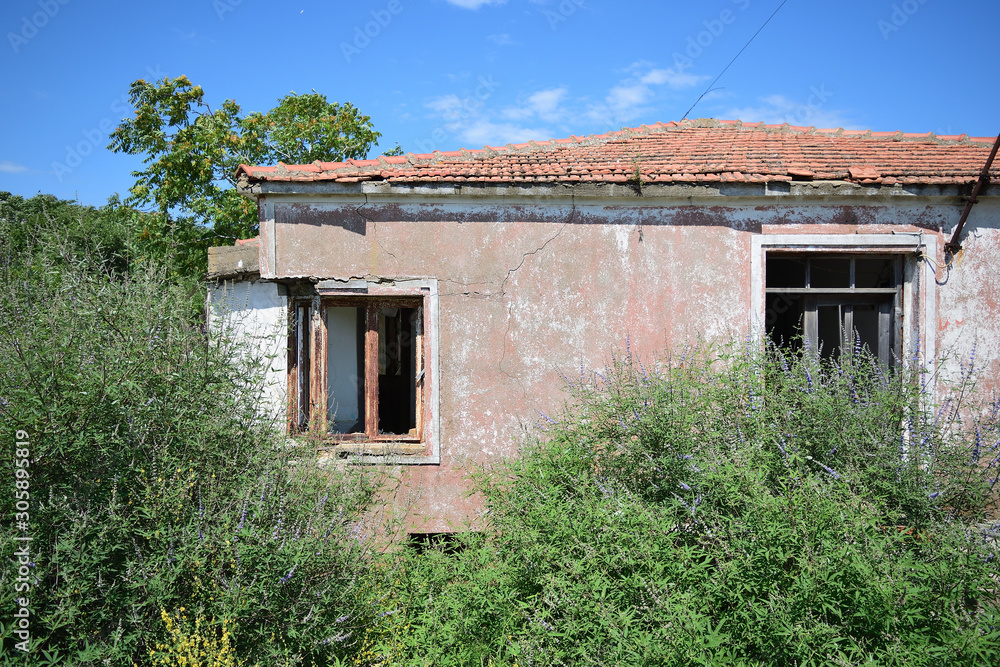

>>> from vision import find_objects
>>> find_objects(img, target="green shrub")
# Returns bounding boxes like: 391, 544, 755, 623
0, 219, 389, 665
392, 342, 1000, 666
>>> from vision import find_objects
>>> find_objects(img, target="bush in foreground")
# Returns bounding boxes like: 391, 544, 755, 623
0, 217, 389, 665
393, 343, 1000, 666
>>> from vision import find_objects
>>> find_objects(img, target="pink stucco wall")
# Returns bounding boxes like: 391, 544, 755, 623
255, 196, 999, 531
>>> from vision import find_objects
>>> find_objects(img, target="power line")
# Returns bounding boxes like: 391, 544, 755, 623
681, 0, 789, 121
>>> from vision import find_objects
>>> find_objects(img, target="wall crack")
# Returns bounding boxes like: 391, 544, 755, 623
356, 195, 400, 268
498, 199, 576, 389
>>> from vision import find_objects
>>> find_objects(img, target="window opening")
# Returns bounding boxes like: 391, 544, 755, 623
291, 296, 425, 444
765, 254, 901, 366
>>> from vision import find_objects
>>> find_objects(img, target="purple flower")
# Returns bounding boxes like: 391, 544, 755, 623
818, 462, 840, 480
928, 491, 940, 500
777, 437, 789, 459
678, 482, 691, 491
279, 565, 296, 584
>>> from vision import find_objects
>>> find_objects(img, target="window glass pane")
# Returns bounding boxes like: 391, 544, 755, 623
766, 256, 807, 288
811, 257, 850, 288
817, 304, 842, 360
855, 257, 895, 288
378, 307, 418, 435
297, 305, 310, 431
765, 293, 803, 351
851, 303, 881, 358
326, 307, 364, 434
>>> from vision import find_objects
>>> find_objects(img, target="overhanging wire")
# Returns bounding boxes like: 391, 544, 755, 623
681, 0, 789, 121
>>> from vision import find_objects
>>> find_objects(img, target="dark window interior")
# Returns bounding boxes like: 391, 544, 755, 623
810, 257, 850, 288
378, 307, 418, 435
765, 254, 900, 366
764, 292, 803, 351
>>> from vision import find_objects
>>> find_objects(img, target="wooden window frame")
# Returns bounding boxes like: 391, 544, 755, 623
765, 253, 903, 366
287, 284, 435, 459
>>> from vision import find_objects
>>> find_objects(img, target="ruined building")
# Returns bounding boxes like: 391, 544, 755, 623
207, 119, 1000, 532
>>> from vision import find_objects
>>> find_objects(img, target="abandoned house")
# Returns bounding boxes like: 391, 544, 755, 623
207, 118, 1000, 533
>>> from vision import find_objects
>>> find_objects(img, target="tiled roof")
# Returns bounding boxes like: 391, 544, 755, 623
235, 119, 999, 187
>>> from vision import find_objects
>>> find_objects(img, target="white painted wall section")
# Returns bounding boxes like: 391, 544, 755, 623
207, 279, 287, 421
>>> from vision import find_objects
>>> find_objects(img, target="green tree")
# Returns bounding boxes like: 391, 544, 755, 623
108, 75, 382, 244
0, 191, 388, 665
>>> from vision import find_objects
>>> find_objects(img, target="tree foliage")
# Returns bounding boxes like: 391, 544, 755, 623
0, 191, 389, 666
108, 75, 382, 243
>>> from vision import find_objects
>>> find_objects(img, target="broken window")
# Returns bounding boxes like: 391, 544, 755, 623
288, 294, 426, 452
765, 254, 902, 366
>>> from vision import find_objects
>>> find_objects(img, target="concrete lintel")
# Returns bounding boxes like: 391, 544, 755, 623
241, 179, 988, 206
207, 243, 260, 280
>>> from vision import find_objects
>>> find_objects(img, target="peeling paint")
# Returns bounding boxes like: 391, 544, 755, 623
215, 194, 1000, 532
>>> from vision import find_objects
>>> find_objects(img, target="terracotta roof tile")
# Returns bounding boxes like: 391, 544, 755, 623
235, 119, 999, 187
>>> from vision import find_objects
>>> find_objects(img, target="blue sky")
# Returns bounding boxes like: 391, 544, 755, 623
1, 0, 998, 208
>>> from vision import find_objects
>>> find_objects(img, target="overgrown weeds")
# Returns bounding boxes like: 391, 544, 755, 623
391, 341, 1000, 666
0, 203, 392, 665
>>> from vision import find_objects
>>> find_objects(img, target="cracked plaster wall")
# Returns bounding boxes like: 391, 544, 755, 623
259, 198, 1000, 532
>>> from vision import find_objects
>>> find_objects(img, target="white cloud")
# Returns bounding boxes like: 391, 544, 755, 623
421, 61, 712, 150
606, 84, 651, 113
425, 94, 465, 121
443, 0, 506, 8
0, 160, 28, 173
459, 119, 550, 146
640, 68, 705, 90
487, 33, 514, 45
424, 90, 549, 149
527, 87, 566, 118
503, 87, 568, 122
582, 64, 709, 128
721, 94, 858, 129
